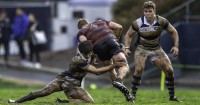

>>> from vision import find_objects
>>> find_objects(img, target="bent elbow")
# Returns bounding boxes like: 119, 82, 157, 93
118, 25, 123, 30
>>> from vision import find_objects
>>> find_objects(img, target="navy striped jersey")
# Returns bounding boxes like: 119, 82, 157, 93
131, 15, 169, 49
77, 20, 114, 47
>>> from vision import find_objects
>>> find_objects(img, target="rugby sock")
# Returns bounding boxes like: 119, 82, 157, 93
115, 77, 122, 83
131, 75, 141, 97
165, 77, 175, 98
15, 92, 36, 103
112, 81, 134, 102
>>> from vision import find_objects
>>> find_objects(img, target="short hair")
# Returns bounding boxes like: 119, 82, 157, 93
78, 40, 93, 54
77, 18, 89, 29
143, 1, 156, 10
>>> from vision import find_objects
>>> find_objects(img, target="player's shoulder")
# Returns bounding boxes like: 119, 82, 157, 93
132, 17, 141, 24
72, 53, 90, 69
157, 15, 168, 23
131, 17, 143, 30
156, 15, 170, 29
72, 55, 86, 64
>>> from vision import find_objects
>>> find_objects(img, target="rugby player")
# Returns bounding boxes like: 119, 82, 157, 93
124, 1, 181, 102
77, 19, 134, 102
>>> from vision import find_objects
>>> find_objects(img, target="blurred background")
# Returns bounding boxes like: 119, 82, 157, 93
0, 0, 200, 89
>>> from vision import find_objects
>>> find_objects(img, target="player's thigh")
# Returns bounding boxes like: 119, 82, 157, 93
34, 78, 62, 95
44, 78, 63, 92
112, 52, 129, 72
102, 60, 117, 78
112, 52, 127, 63
134, 46, 147, 69
153, 53, 172, 71
66, 87, 94, 103
153, 57, 174, 77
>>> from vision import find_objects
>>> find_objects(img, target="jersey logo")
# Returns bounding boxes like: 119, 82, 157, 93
139, 26, 161, 32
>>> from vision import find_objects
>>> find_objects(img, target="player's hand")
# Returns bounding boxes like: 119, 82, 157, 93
113, 61, 126, 68
91, 54, 99, 65
170, 46, 179, 57
124, 49, 131, 57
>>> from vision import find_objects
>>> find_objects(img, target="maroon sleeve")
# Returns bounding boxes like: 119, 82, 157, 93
77, 28, 87, 42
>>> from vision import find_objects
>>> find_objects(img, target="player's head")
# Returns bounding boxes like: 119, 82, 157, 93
78, 40, 93, 59
143, 1, 156, 21
77, 18, 89, 30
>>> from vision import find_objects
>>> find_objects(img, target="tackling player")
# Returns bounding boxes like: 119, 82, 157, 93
8, 41, 129, 103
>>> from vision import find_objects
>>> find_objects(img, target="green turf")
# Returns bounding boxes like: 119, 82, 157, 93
0, 79, 200, 105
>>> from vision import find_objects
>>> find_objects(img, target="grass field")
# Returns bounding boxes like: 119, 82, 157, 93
0, 79, 200, 105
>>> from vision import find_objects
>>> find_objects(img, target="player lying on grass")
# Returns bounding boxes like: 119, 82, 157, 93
8, 40, 131, 103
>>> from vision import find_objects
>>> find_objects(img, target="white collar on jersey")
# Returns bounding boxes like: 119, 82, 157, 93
143, 16, 157, 26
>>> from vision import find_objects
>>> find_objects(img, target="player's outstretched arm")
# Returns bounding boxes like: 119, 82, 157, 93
85, 62, 125, 75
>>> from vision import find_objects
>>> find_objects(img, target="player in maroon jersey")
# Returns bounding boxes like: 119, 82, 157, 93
77, 19, 133, 102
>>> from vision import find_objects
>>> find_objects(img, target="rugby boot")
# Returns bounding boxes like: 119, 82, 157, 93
169, 96, 182, 102
8, 99, 17, 103
56, 98, 69, 103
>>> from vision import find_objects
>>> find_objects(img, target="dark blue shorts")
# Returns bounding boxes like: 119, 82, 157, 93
93, 38, 121, 61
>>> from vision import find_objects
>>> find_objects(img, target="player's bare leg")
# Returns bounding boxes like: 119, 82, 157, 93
112, 52, 129, 82
102, 60, 117, 81
153, 55, 182, 102
102, 53, 133, 102
8, 79, 62, 103
56, 87, 94, 103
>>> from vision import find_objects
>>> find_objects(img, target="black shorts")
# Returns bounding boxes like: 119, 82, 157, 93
93, 38, 121, 61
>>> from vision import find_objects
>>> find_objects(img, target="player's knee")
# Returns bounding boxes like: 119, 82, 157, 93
82, 96, 94, 103
116, 58, 127, 63
113, 53, 127, 63
86, 98, 94, 103
134, 67, 143, 75
135, 66, 144, 71
164, 66, 174, 77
